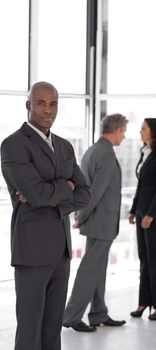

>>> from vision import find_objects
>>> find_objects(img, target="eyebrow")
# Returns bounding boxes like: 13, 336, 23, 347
37, 99, 57, 103
37, 99, 45, 103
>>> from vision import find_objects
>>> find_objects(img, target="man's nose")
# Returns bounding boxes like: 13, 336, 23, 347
44, 104, 51, 112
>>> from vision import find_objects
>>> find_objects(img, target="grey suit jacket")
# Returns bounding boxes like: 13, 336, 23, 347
77, 137, 121, 240
1, 123, 90, 266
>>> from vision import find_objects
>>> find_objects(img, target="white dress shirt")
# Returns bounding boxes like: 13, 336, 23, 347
27, 122, 54, 152
137, 145, 151, 175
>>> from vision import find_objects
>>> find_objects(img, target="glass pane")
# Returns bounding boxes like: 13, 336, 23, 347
53, 98, 87, 164
0, 95, 27, 281
38, 0, 87, 94
0, 95, 27, 189
0, 0, 29, 91
0, 198, 12, 280
0, 96, 27, 144
107, 0, 156, 93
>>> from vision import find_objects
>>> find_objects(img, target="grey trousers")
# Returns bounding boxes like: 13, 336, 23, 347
14, 253, 70, 350
63, 237, 112, 325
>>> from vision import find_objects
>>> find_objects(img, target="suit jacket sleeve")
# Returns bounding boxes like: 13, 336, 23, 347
147, 194, 156, 217
77, 153, 117, 225
129, 186, 138, 214
59, 153, 90, 217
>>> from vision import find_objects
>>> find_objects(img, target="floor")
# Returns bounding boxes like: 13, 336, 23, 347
0, 265, 156, 350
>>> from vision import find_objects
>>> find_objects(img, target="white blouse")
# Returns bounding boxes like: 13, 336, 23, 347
137, 145, 152, 175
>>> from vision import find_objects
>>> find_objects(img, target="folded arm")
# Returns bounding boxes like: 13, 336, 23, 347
1, 138, 74, 209
1, 138, 90, 216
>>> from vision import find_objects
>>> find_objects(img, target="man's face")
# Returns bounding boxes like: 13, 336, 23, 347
26, 86, 58, 134
114, 127, 127, 145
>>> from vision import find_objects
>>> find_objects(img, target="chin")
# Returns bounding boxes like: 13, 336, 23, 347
44, 123, 53, 129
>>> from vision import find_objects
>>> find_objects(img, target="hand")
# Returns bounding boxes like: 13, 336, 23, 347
141, 215, 153, 229
72, 219, 80, 229
129, 213, 136, 224
67, 180, 75, 191
16, 191, 28, 204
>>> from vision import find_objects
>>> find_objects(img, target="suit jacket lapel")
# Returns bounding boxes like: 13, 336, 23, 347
139, 151, 155, 178
21, 123, 56, 164
52, 133, 63, 178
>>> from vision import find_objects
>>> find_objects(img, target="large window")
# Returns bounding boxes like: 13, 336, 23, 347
107, 0, 156, 94
37, 0, 87, 94
96, 0, 156, 270
0, 0, 29, 91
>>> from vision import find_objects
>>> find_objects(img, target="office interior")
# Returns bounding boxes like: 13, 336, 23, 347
0, 0, 156, 349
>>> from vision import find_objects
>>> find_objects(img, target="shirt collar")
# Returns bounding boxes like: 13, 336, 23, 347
27, 122, 50, 141
142, 145, 152, 155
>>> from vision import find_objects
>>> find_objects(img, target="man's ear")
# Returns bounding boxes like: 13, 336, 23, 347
26, 100, 31, 111
114, 129, 119, 136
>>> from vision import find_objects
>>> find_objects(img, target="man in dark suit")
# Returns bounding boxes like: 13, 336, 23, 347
63, 114, 128, 332
0, 81, 90, 350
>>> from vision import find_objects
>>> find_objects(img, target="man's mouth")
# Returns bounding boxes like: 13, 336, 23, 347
43, 118, 53, 122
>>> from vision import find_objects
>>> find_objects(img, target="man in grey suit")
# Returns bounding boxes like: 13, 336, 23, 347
63, 114, 128, 332
1, 81, 90, 350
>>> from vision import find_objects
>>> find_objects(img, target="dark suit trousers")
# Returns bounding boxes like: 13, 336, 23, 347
136, 211, 156, 308
14, 252, 70, 350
